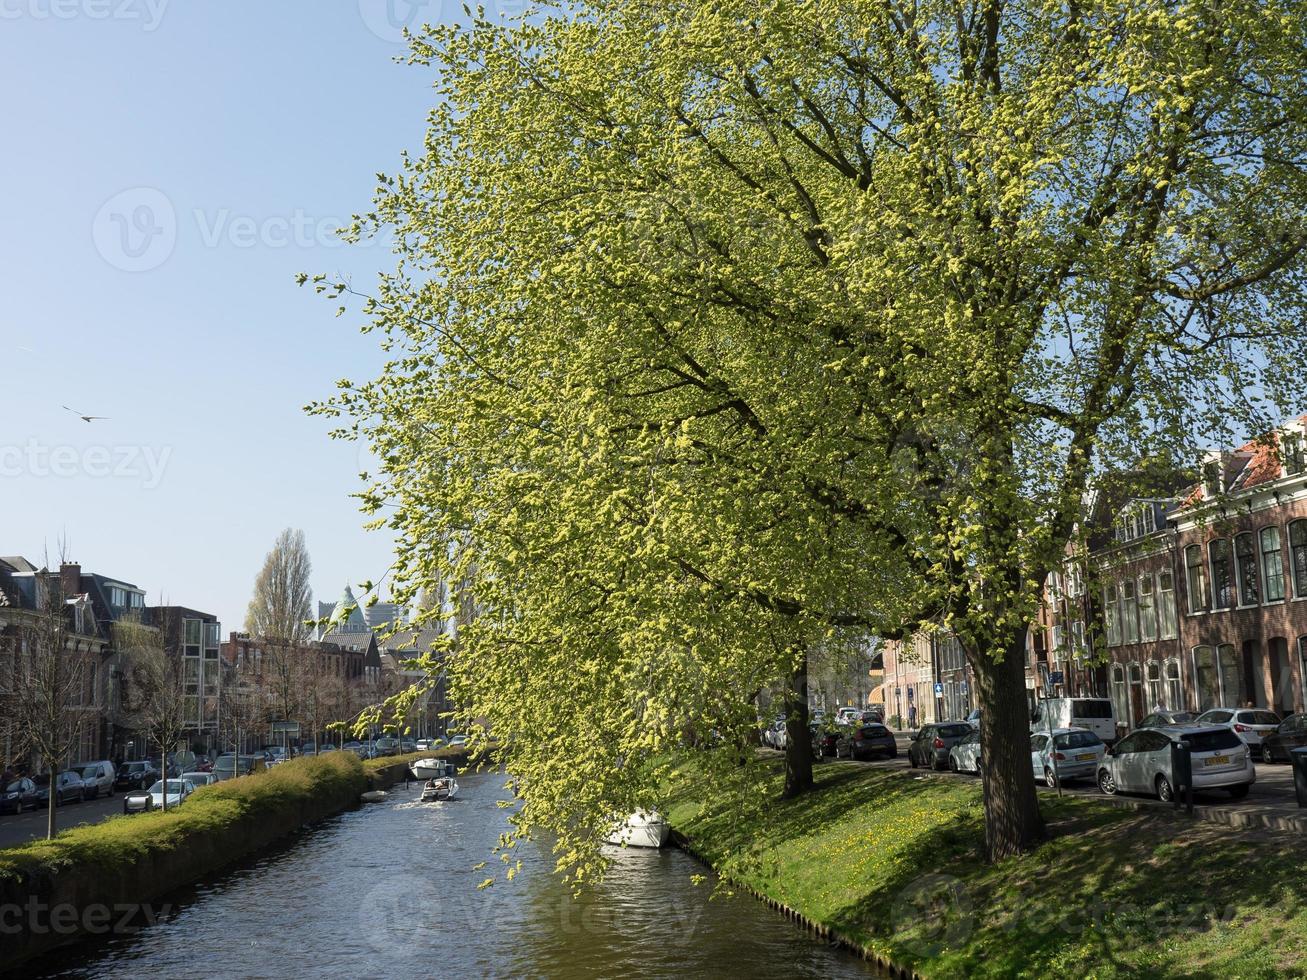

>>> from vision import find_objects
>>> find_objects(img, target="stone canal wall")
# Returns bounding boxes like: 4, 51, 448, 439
0, 749, 473, 968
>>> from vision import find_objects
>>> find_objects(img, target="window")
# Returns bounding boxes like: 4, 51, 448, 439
1209, 539, 1234, 610
1218, 644, 1241, 707
1104, 583, 1121, 646
1146, 661, 1162, 709
1204, 461, 1223, 498
1283, 432, 1305, 475
1164, 659, 1183, 711
1121, 580, 1139, 644
1291, 521, 1307, 598
1051, 624, 1065, 654
1128, 662, 1143, 719
1139, 575, 1158, 641
1110, 665, 1129, 724
1235, 533, 1259, 606
129, 592, 144, 609
1193, 646, 1219, 711
108, 586, 126, 608
1071, 619, 1087, 656
1158, 569, 1177, 638
1256, 526, 1284, 603
1185, 546, 1208, 614
184, 618, 202, 646
1144, 506, 1156, 534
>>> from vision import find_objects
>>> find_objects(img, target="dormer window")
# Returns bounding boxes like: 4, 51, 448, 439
1203, 461, 1223, 499
1283, 432, 1305, 476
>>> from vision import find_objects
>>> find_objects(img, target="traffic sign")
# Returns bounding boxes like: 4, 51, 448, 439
934, 682, 943, 696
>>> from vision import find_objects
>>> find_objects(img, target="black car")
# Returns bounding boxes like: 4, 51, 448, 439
836, 723, 898, 760
908, 722, 974, 770
114, 761, 161, 791
0, 777, 38, 814
35, 771, 88, 807
810, 723, 846, 758
1262, 713, 1307, 764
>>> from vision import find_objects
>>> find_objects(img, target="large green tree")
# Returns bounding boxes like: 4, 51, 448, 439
311, 0, 1307, 867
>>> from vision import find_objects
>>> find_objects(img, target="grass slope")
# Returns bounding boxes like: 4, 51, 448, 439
665, 759, 1307, 979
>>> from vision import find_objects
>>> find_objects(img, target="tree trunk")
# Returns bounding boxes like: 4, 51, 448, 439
46, 760, 57, 840
781, 649, 813, 798
972, 629, 1044, 860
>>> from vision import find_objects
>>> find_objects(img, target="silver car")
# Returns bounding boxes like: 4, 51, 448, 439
948, 730, 982, 774
1030, 728, 1106, 787
1194, 707, 1281, 760
1097, 725, 1254, 801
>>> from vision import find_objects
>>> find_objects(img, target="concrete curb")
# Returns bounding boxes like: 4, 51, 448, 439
1095, 793, 1307, 833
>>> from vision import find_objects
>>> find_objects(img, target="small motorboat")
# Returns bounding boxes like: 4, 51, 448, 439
420, 775, 458, 802
604, 809, 670, 848
360, 790, 388, 803
411, 758, 454, 780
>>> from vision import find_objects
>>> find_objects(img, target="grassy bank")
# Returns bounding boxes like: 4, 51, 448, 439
665, 760, 1307, 978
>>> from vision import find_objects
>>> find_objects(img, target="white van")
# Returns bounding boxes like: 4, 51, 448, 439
74, 760, 116, 798
1030, 698, 1117, 744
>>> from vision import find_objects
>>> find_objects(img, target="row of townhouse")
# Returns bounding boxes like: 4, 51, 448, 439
0, 557, 220, 766
882, 416, 1307, 735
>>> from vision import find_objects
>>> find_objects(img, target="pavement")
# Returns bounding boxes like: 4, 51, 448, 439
827, 730, 1307, 832
0, 792, 128, 850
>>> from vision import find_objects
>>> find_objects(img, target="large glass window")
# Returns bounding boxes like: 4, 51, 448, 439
1218, 644, 1242, 707
1291, 521, 1307, 599
1261, 526, 1286, 602
1139, 575, 1158, 641
1158, 569, 1178, 638
1235, 533, 1260, 606
1185, 545, 1208, 614
1165, 659, 1183, 711
1209, 540, 1234, 610
1110, 664, 1129, 723
1121, 580, 1139, 645
1193, 646, 1219, 711
1104, 583, 1120, 646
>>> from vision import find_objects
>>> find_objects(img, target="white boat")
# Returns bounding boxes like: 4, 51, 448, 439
360, 790, 388, 803
420, 775, 458, 802
604, 809, 670, 848
411, 758, 454, 780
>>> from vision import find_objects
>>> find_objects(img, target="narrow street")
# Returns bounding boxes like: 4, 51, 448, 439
0, 795, 124, 850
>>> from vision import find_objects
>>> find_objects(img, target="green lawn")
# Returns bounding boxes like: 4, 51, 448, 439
665, 760, 1307, 979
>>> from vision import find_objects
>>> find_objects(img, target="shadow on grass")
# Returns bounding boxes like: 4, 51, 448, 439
669, 758, 1307, 979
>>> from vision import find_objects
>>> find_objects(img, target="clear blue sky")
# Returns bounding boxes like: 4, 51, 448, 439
0, 1, 463, 633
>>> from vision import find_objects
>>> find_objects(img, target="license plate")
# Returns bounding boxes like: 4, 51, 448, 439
1076, 753, 1096, 761
1204, 755, 1230, 766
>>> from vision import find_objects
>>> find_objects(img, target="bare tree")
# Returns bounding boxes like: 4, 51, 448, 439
245, 529, 313, 645
116, 615, 187, 812
0, 572, 93, 838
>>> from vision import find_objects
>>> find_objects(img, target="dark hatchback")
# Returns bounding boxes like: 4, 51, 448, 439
114, 761, 160, 791
810, 724, 846, 758
1262, 713, 1307, 764
908, 723, 974, 770
1, 777, 38, 814
836, 724, 897, 760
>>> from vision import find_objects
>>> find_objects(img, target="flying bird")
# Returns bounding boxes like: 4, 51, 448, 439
62, 405, 110, 423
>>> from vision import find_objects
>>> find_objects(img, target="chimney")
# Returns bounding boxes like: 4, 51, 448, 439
60, 562, 81, 599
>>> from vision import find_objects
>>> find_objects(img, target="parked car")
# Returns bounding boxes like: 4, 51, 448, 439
399, 739, 417, 753
75, 760, 116, 798
811, 724, 845, 758
319, 743, 338, 752
123, 779, 195, 814
835, 707, 861, 726
448, 735, 468, 748
374, 737, 400, 756
1194, 707, 1281, 760
1261, 713, 1307, 764
0, 777, 38, 814
1138, 710, 1196, 729
342, 741, 367, 757
836, 723, 898, 761
860, 708, 885, 724
1096, 725, 1254, 801
36, 771, 89, 806
179, 771, 217, 788
415, 738, 436, 751
114, 760, 161, 791
907, 722, 974, 770
211, 754, 267, 781
1030, 698, 1116, 744
949, 731, 982, 774
964, 708, 983, 731
763, 721, 787, 750
1030, 728, 1106, 787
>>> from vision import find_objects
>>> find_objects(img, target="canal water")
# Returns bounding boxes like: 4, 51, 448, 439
31, 771, 879, 979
